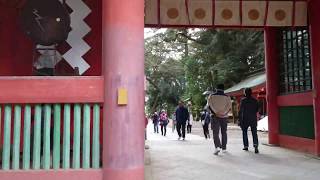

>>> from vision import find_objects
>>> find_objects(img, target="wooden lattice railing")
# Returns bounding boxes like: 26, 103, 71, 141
0, 76, 104, 171
0, 103, 102, 170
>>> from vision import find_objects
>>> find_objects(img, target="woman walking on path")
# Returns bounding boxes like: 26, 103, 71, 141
239, 88, 260, 153
159, 110, 169, 136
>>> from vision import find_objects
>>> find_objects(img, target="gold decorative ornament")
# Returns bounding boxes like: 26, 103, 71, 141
275, 9, 286, 21
167, 8, 179, 19
194, 8, 206, 20
221, 9, 233, 20
248, 9, 260, 20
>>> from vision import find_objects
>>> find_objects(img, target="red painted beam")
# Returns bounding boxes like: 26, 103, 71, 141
0, 169, 102, 180
277, 92, 313, 106
0, 76, 104, 103
309, 0, 320, 156
279, 135, 316, 154
145, 24, 264, 29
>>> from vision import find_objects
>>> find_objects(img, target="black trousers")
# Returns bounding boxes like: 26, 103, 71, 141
176, 122, 186, 138
160, 124, 167, 136
242, 124, 259, 148
212, 117, 228, 149
203, 123, 210, 139
187, 124, 192, 133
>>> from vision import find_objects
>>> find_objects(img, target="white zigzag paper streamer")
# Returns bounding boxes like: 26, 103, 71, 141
62, 0, 92, 75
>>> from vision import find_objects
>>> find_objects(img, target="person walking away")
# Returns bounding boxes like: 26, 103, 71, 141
239, 88, 260, 153
171, 113, 176, 133
187, 113, 194, 133
201, 110, 211, 139
207, 84, 232, 155
152, 112, 159, 133
159, 110, 169, 136
175, 101, 189, 140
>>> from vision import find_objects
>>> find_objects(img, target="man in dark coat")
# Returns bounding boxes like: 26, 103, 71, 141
175, 101, 189, 140
238, 88, 260, 153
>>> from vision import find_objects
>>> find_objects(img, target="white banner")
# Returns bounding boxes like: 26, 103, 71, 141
145, 0, 308, 27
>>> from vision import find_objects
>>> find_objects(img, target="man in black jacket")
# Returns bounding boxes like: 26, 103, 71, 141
175, 101, 189, 140
238, 88, 260, 153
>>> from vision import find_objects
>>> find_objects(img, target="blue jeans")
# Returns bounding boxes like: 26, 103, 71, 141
154, 122, 159, 133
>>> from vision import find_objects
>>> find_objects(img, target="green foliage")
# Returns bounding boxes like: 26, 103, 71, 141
145, 30, 186, 115
145, 28, 264, 115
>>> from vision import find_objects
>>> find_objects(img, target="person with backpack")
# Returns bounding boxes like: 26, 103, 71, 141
207, 84, 232, 155
201, 109, 211, 139
159, 110, 169, 136
238, 88, 260, 154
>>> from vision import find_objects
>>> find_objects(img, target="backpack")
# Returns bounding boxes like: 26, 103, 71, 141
160, 113, 168, 125
204, 112, 211, 125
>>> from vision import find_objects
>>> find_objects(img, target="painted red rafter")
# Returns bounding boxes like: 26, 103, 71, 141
185, 0, 191, 25
292, 0, 296, 26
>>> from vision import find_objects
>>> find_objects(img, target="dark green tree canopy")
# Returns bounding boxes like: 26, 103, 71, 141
145, 28, 264, 116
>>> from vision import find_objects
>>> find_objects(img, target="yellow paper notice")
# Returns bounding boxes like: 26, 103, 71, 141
118, 88, 128, 105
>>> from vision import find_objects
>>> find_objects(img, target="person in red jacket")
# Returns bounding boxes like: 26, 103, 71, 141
159, 110, 169, 136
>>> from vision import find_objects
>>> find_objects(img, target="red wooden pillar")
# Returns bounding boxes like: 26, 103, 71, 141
264, 28, 280, 145
102, 0, 145, 179
309, 0, 320, 156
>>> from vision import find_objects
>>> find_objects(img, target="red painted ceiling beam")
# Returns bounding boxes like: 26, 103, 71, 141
0, 0, 27, 8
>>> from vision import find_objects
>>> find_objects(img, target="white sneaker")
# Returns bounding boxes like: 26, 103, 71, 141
178, 137, 181, 140
222, 149, 227, 153
214, 148, 221, 155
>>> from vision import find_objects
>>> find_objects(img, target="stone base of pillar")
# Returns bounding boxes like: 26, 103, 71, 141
268, 133, 279, 145
103, 167, 144, 180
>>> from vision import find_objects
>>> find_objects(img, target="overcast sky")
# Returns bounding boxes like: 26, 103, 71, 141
144, 28, 167, 39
